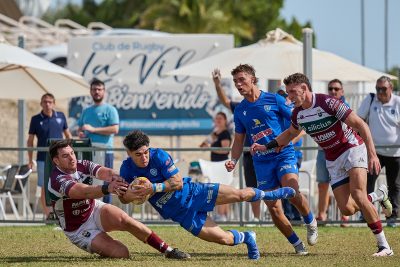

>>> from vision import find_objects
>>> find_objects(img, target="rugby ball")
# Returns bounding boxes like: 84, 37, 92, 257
129, 177, 151, 205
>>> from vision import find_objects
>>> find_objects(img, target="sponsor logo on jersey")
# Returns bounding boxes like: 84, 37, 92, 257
71, 199, 90, 209
243, 111, 247, 116
300, 117, 336, 134
312, 131, 336, 143
253, 119, 261, 125
264, 105, 271, 112
317, 108, 323, 117
167, 165, 176, 173
251, 128, 273, 142
155, 192, 173, 208
150, 168, 158, 176
321, 140, 340, 150
279, 164, 293, 172
391, 109, 395, 114
82, 230, 91, 238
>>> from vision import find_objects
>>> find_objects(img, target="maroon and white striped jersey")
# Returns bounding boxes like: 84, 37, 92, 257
48, 160, 101, 231
291, 93, 364, 161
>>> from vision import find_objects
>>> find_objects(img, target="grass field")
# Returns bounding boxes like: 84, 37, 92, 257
0, 225, 398, 267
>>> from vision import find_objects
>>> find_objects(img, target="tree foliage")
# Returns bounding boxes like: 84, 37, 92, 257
43, 0, 313, 46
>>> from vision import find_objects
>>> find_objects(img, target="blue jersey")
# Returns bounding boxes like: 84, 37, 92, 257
234, 91, 294, 162
120, 148, 193, 219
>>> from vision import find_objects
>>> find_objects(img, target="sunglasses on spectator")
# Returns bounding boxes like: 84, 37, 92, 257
328, 87, 342, 92
376, 86, 388, 93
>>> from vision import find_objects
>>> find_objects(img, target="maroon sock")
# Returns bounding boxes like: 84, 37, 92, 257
368, 220, 383, 235
367, 195, 372, 202
146, 231, 169, 253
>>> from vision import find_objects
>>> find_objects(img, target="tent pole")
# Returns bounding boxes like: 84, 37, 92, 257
302, 28, 313, 161
18, 35, 26, 165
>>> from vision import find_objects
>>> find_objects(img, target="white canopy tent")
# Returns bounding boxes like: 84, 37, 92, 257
168, 28, 396, 83
0, 42, 89, 164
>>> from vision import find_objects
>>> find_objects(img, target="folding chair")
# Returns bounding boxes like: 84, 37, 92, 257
13, 164, 33, 219
0, 165, 20, 219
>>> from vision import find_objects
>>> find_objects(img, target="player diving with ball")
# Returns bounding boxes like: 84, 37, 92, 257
48, 139, 190, 259
119, 130, 297, 260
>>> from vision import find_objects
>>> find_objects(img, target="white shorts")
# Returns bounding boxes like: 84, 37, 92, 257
326, 143, 368, 190
64, 200, 106, 253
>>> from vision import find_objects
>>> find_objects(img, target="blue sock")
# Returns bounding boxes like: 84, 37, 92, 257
303, 211, 314, 224
249, 188, 265, 202
287, 232, 301, 246
228, 230, 245, 245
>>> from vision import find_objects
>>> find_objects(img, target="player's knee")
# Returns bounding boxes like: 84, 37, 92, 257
339, 205, 356, 216
268, 205, 283, 216
110, 240, 129, 259
238, 190, 248, 202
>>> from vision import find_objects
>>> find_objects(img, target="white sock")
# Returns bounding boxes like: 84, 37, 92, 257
369, 192, 380, 203
375, 231, 390, 249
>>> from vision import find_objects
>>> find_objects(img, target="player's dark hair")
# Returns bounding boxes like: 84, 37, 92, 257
231, 64, 259, 84
123, 130, 150, 151
49, 139, 73, 159
90, 78, 105, 89
283, 73, 313, 92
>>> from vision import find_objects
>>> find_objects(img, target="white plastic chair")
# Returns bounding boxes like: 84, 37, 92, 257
298, 159, 316, 211
198, 159, 240, 221
198, 159, 234, 186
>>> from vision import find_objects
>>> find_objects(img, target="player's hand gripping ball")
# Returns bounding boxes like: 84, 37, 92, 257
129, 177, 152, 205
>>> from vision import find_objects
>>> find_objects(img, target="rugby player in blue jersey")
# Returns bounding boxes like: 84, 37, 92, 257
225, 64, 318, 255
119, 130, 296, 260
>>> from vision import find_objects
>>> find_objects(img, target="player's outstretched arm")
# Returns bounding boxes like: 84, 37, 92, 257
226, 133, 245, 172
344, 111, 381, 175
68, 179, 128, 199
251, 126, 301, 154
96, 167, 125, 183
212, 68, 231, 109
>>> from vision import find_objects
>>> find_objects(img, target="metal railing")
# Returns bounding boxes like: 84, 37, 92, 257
0, 145, 398, 226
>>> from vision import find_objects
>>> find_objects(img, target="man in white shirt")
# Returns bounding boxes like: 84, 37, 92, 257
358, 76, 400, 227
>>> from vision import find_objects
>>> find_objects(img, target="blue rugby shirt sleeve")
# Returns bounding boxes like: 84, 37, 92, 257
233, 109, 246, 134
157, 149, 179, 179
119, 160, 134, 184
276, 94, 292, 121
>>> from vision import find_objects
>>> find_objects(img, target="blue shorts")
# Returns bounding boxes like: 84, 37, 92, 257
316, 150, 330, 183
37, 160, 45, 187
171, 183, 219, 236
253, 154, 298, 190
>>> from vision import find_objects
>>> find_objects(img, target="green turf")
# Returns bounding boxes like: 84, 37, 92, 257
0, 225, 398, 266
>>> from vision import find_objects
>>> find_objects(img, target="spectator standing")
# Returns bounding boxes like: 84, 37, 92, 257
78, 78, 119, 204
211, 69, 261, 221
316, 79, 349, 226
358, 76, 400, 227
27, 93, 72, 219
200, 111, 232, 221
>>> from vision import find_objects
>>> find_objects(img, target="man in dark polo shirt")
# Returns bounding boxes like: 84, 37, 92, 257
27, 93, 72, 219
